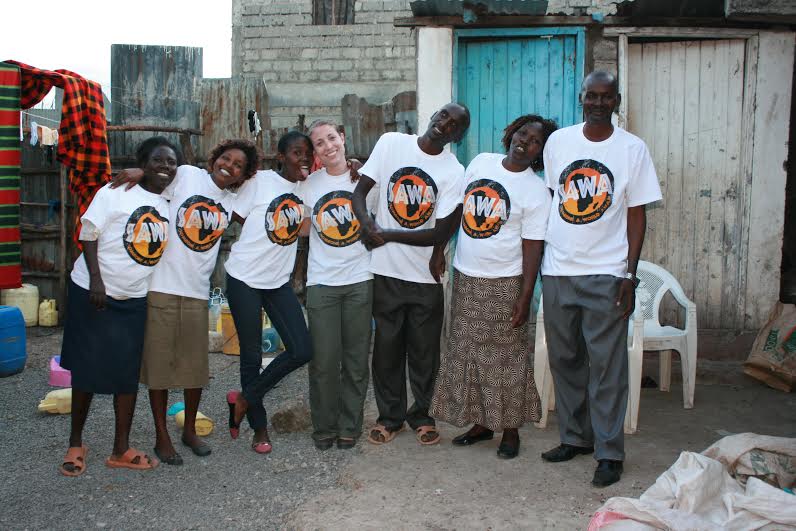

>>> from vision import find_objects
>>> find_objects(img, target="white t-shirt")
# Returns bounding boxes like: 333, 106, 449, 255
148, 165, 237, 299
71, 183, 170, 298
225, 170, 304, 289
452, 153, 551, 279
300, 168, 372, 287
358, 132, 465, 284
542, 123, 662, 277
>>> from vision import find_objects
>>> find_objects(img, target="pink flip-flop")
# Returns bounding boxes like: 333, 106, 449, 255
252, 441, 272, 454
226, 390, 242, 440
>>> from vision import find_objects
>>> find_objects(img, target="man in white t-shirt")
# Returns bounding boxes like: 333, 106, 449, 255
540, 71, 662, 487
352, 102, 470, 446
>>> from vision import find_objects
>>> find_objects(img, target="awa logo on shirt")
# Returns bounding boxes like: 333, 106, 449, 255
461, 179, 511, 239
176, 195, 230, 252
557, 159, 615, 225
312, 190, 360, 247
265, 192, 303, 246
123, 206, 169, 266
387, 167, 438, 229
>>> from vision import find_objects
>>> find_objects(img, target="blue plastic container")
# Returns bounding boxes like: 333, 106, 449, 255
262, 327, 281, 353
0, 306, 26, 377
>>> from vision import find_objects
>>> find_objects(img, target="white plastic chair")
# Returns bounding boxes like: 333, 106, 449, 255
636, 260, 698, 409
533, 293, 645, 435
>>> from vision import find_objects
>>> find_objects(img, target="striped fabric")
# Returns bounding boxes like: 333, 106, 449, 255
6, 60, 110, 246
0, 63, 21, 289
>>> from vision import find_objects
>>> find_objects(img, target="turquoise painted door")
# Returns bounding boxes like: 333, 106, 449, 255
455, 28, 585, 165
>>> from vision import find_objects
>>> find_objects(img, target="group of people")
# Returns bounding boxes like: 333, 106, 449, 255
57, 70, 661, 489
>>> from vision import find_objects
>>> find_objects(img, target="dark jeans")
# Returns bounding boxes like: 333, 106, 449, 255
372, 274, 444, 431
226, 274, 312, 430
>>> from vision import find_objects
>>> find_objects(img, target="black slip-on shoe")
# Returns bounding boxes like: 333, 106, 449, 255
496, 440, 520, 459
313, 437, 336, 451
541, 443, 594, 462
592, 459, 623, 487
451, 429, 495, 446
336, 437, 356, 450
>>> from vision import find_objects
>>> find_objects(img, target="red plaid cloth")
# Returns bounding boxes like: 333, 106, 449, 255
6, 60, 110, 244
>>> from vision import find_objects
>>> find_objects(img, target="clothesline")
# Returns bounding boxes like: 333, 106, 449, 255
19, 110, 61, 126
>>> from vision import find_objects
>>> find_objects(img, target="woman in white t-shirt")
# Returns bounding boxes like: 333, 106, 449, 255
430, 115, 557, 459
226, 131, 314, 455
113, 140, 260, 464
129, 139, 260, 465
58, 137, 176, 476
301, 120, 373, 450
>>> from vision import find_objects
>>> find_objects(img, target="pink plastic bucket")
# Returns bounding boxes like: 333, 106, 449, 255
48, 356, 71, 387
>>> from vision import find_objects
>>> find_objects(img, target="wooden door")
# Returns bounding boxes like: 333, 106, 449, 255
627, 39, 747, 329
455, 28, 585, 166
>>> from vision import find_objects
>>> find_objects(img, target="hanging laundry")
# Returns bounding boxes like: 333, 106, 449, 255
29, 120, 38, 145
5, 60, 111, 246
248, 110, 262, 138
38, 125, 58, 146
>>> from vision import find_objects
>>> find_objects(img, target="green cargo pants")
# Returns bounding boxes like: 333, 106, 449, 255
306, 280, 373, 441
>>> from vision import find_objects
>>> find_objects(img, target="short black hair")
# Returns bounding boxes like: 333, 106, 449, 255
582, 70, 619, 95
135, 136, 183, 168
501, 114, 558, 172
457, 103, 471, 126
451, 103, 471, 142
207, 139, 262, 188
277, 130, 312, 155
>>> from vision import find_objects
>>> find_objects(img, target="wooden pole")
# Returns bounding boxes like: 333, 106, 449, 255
618, 34, 628, 129
106, 125, 203, 135
58, 165, 67, 323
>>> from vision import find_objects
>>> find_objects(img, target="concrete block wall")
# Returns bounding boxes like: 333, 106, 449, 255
232, 0, 416, 127
592, 36, 618, 75
547, 0, 633, 16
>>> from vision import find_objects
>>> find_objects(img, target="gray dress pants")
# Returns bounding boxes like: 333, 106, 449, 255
542, 275, 628, 461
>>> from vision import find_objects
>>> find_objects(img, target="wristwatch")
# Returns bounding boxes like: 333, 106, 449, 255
624, 272, 640, 288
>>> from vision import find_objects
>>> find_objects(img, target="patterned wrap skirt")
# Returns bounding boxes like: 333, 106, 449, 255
430, 270, 541, 430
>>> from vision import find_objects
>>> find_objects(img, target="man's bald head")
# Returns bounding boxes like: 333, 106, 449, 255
582, 71, 618, 96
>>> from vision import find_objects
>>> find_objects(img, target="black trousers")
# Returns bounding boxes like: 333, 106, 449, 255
372, 274, 444, 430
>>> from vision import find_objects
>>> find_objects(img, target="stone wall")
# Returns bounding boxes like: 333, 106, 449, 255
232, 0, 416, 127
592, 35, 618, 75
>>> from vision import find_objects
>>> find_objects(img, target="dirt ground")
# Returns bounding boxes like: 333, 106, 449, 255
2, 327, 794, 530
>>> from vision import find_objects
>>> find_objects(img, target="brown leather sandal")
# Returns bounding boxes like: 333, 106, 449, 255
367, 424, 404, 445
59, 445, 88, 477
415, 425, 441, 446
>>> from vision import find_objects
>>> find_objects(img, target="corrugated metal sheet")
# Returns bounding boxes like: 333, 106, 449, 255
341, 91, 417, 159
109, 44, 202, 164
410, 0, 547, 18
198, 77, 270, 159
